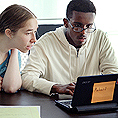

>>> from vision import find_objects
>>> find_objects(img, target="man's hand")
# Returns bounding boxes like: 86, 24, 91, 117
0, 76, 3, 91
51, 83, 76, 96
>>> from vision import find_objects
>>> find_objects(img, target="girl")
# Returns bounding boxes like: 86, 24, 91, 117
0, 4, 38, 93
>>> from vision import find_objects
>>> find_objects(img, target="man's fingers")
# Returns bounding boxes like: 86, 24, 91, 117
65, 89, 74, 96
66, 84, 75, 95
69, 82, 76, 86
67, 84, 75, 90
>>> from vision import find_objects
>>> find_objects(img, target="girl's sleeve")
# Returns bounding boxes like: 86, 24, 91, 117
18, 51, 21, 71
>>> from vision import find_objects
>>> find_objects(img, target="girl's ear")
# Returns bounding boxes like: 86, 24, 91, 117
63, 18, 69, 28
5, 29, 13, 39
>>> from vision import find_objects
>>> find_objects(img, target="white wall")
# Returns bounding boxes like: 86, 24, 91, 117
0, 0, 118, 58
0, 0, 117, 31
0, 0, 71, 24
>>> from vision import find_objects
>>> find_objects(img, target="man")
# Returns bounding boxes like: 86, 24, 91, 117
21, 0, 118, 96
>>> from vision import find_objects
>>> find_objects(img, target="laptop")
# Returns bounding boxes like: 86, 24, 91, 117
55, 74, 118, 113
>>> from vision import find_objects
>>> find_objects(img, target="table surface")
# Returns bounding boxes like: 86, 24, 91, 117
0, 90, 118, 118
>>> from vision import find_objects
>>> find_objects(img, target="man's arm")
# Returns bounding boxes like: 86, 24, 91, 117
99, 31, 118, 74
21, 42, 76, 96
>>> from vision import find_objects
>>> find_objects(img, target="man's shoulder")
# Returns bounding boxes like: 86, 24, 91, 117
36, 26, 65, 43
87, 29, 108, 47
92, 29, 107, 37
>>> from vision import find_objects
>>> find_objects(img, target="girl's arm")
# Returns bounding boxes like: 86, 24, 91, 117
2, 49, 22, 93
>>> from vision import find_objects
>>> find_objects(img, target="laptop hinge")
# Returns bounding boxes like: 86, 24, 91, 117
75, 103, 118, 112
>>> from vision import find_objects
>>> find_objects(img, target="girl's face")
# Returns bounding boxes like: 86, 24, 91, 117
12, 18, 38, 53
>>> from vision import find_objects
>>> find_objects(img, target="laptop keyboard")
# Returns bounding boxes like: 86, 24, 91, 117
59, 100, 72, 108
62, 101, 72, 106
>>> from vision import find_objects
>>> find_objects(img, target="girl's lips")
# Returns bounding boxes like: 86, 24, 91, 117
26, 46, 32, 50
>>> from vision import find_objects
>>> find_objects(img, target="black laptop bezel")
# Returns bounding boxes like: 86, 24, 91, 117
72, 74, 118, 107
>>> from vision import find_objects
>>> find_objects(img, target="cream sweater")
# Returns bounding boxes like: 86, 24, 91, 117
21, 26, 118, 95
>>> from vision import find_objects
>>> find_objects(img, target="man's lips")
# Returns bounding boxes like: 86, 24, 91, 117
78, 38, 86, 42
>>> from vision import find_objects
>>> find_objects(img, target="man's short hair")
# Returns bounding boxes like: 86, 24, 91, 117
66, 0, 96, 20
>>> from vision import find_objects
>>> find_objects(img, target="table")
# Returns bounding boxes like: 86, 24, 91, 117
0, 90, 118, 118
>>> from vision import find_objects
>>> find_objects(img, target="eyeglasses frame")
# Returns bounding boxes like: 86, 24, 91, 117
67, 18, 96, 33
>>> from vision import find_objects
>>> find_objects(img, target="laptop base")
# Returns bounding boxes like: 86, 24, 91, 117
55, 100, 118, 113
76, 103, 118, 112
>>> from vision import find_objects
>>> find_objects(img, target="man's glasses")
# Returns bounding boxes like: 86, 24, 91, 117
67, 19, 96, 33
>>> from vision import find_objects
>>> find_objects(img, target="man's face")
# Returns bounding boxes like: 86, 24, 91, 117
65, 11, 96, 48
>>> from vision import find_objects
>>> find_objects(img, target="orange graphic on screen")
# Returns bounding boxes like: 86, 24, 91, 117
91, 81, 116, 103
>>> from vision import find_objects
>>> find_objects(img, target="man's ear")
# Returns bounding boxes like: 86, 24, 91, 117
5, 29, 13, 39
63, 18, 69, 28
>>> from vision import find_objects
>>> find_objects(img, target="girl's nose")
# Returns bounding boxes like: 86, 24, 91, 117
31, 33, 36, 43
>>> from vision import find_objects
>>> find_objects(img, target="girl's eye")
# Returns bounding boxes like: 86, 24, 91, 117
26, 32, 31, 35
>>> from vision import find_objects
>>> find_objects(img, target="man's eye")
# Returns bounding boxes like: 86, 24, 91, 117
86, 24, 93, 28
74, 24, 81, 27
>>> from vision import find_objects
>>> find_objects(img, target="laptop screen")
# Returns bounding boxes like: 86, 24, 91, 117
72, 74, 118, 107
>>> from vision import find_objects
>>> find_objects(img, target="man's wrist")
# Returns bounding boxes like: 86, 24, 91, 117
50, 84, 60, 93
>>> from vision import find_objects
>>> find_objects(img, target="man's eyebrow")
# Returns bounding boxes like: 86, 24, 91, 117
73, 22, 93, 25
73, 22, 82, 25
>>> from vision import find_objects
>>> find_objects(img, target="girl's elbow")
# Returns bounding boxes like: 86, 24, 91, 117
3, 85, 21, 93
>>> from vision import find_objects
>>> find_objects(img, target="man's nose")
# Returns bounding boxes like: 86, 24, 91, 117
81, 29, 86, 34
81, 25, 87, 34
